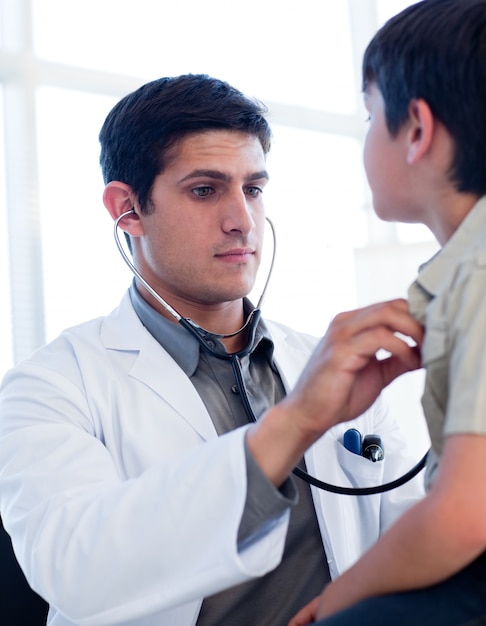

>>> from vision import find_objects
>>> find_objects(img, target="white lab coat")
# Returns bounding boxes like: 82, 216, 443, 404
0, 292, 423, 626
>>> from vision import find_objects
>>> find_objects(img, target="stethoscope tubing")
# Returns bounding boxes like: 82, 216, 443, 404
114, 209, 428, 495
230, 353, 428, 495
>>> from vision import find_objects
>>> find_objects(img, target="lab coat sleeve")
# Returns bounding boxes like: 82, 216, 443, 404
0, 360, 289, 625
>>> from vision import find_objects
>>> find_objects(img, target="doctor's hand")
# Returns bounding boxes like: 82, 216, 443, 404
247, 298, 423, 487
285, 298, 423, 429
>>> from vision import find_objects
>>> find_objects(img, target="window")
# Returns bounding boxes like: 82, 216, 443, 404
0, 89, 13, 376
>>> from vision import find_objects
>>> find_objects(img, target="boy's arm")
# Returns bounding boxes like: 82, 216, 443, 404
315, 432, 486, 619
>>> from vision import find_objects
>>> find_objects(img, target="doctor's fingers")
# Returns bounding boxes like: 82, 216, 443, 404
321, 322, 422, 378
328, 298, 423, 343
326, 298, 424, 349
298, 307, 421, 388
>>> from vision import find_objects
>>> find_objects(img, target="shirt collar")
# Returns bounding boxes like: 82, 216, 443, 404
128, 281, 275, 376
414, 196, 486, 298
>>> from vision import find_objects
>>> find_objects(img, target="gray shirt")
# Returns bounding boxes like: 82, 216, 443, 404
129, 284, 330, 625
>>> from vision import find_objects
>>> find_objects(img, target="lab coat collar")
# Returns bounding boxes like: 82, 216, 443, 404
98, 295, 313, 444
100, 292, 218, 442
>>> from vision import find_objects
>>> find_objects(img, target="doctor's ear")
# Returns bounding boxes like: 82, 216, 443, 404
103, 181, 144, 237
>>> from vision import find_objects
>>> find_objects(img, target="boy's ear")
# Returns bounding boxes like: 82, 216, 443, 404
103, 181, 144, 237
406, 99, 434, 164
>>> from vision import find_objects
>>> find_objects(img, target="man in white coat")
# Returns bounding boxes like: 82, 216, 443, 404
0, 74, 425, 626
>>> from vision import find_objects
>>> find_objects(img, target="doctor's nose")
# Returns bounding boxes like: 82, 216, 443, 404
221, 191, 255, 235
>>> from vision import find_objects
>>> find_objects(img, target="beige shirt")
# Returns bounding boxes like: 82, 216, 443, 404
408, 196, 486, 489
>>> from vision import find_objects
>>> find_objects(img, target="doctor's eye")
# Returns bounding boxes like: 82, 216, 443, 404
192, 186, 215, 198
245, 186, 263, 198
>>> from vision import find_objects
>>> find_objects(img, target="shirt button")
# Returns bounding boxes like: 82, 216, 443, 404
231, 385, 239, 394
206, 340, 216, 349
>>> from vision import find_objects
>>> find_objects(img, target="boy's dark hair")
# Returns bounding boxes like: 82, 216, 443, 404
362, 0, 486, 195
99, 74, 272, 213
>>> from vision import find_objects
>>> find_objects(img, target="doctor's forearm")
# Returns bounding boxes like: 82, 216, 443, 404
246, 402, 325, 487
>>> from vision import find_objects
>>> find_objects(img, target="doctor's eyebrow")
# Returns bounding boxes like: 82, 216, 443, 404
179, 169, 269, 184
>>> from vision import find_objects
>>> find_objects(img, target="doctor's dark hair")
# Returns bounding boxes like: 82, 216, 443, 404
362, 0, 486, 195
99, 74, 272, 213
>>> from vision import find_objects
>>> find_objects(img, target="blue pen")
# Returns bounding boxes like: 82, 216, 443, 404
343, 428, 362, 455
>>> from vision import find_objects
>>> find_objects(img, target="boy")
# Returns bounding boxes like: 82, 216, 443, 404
290, 0, 486, 624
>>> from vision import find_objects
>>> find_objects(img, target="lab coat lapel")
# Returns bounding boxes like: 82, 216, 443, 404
267, 322, 311, 390
101, 293, 218, 442
131, 340, 218, 442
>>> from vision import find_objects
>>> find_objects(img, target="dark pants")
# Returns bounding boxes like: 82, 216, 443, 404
315, 552, 486, 626
0, 518, 49, 625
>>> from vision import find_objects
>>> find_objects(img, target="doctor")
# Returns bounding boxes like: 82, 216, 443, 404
0, 74, 424, 626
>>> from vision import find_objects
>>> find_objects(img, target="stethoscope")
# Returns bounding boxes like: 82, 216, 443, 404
114, 208, 428, 495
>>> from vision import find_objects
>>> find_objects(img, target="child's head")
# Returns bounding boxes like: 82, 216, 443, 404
362, 0, 486, 196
